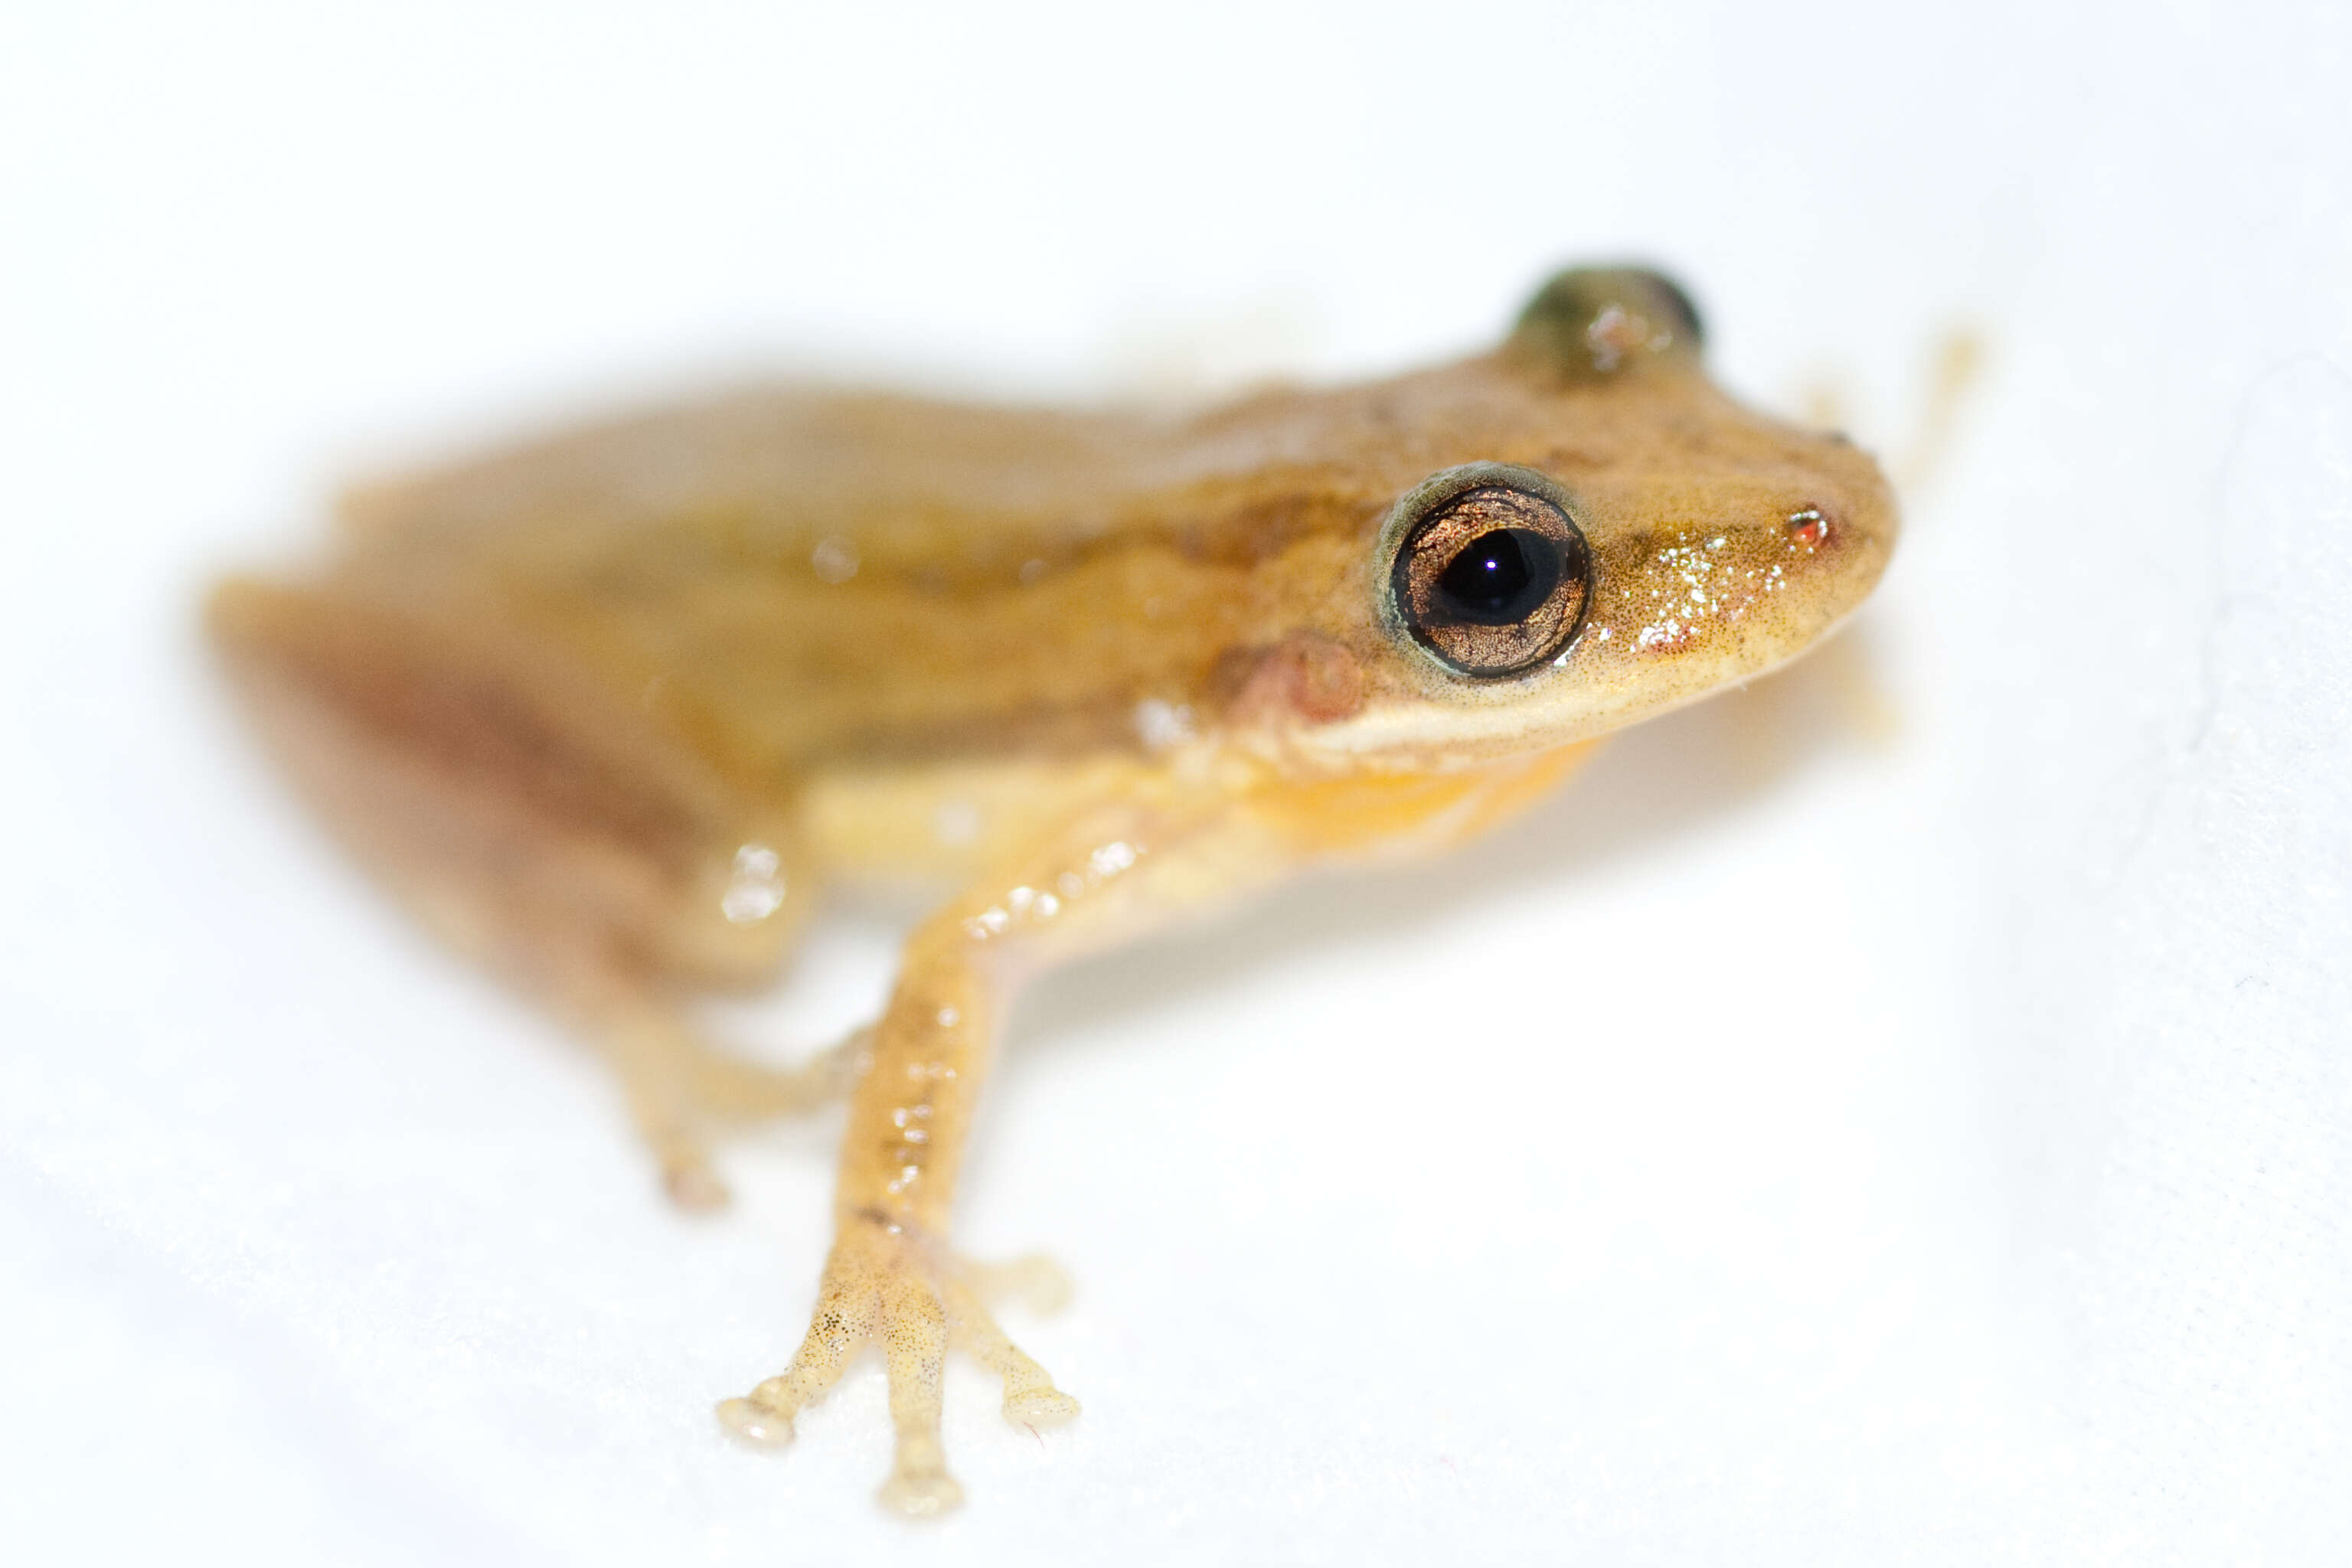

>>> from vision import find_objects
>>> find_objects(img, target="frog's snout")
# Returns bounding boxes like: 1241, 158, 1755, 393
1586, 459, 1895, 676
1781, 472, 1899, 629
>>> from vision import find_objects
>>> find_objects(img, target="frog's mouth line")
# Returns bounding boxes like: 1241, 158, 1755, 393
1315, 523, 1887, 772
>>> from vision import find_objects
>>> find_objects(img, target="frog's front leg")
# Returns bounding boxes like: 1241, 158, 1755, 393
568, 974, 862, 1210
717, 795, 1292, 1514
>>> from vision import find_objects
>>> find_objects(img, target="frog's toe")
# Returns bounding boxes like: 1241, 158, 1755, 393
1003, 1387, 1081, 1427
878, 1438, 965, 1517
717, 1243, 879, 1464
663, 1155, 733, 1212
713, 1395, 794, 1447
940, 1266, 1081, 1431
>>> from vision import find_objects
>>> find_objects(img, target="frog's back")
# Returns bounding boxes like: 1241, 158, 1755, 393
338, 387, 1169, 571
287, 288, 1855, 786
305, 368, 1548, 778
317, 384, 1338, 777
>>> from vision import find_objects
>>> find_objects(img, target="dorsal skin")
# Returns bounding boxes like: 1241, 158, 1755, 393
209, 266, 1900, 1517
322, 269, 1892, 782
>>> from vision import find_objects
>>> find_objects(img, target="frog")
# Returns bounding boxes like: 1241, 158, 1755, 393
207, 266, 1896, 1515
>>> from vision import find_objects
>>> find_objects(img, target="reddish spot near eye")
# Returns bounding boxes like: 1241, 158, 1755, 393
1788, 508, 1830, 547
1223, 630, 1366, 725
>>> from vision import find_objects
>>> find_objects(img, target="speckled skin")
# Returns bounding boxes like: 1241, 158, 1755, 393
209, 268, 1896, 1514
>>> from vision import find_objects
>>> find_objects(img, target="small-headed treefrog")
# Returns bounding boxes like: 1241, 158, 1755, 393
211, 267, 1896, 1514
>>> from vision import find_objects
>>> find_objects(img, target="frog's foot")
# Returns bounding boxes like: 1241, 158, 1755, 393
677, 1023, 867, 1125
714, 1217, 1080, 1515
599, 1008, 864, 1211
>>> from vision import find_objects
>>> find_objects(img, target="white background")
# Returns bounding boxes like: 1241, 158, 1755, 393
5, 2, 2347, 1563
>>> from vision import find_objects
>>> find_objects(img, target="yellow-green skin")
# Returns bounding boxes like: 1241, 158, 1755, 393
210, 268, 1896, 1516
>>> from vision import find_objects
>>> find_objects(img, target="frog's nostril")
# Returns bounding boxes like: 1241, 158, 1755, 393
1787, 508, 1831, 548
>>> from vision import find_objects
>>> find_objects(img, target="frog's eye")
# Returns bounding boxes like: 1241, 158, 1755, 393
1504, 265, 1705, 381
1390, 482, 1591, 678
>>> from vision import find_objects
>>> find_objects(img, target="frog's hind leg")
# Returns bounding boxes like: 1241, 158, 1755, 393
211, 577, 845, 1207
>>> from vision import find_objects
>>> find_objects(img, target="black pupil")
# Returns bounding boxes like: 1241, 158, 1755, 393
1436, 528, 1560, 624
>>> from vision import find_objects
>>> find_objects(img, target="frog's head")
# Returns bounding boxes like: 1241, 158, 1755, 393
1294, 266, 1897, 769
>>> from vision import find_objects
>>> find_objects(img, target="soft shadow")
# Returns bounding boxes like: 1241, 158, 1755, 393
1008, 624, 1896, 1060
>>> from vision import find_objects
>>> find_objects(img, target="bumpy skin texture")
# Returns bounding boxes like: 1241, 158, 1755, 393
209, 267, 1896, 1514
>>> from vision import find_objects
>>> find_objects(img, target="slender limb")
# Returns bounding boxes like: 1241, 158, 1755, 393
716, 1231, 880, 1442
608, 1027, 731, 1210
570, 973, 861, 1210
877, 1262, 960, 1514
941, 1269, 1079, 1426
675, 1023, 866, 1123
717, 796, 1250, 1510
719, 756, 1602, 1509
